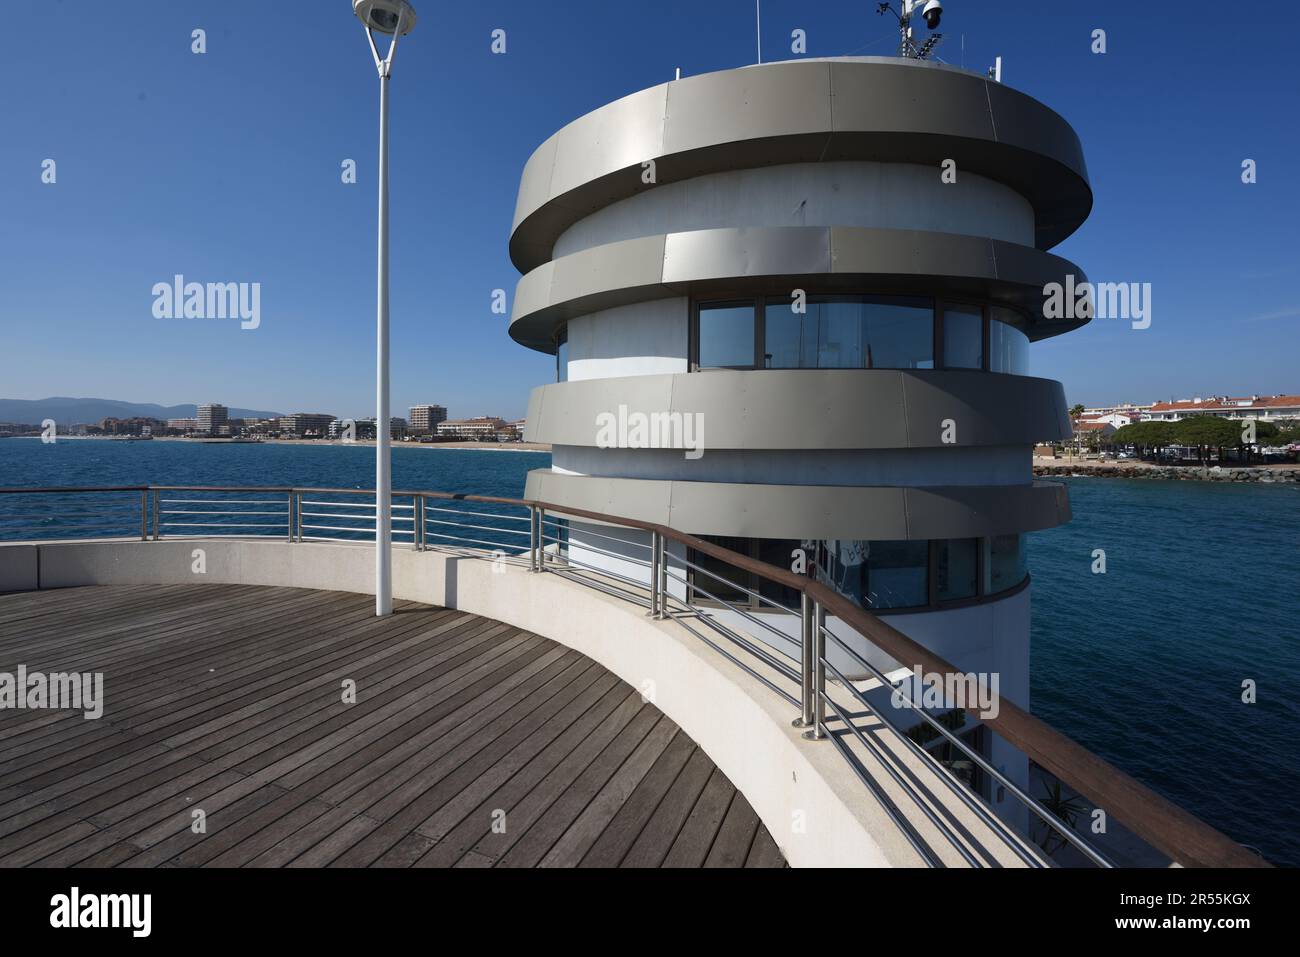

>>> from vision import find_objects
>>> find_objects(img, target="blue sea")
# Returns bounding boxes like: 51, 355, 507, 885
1, 439, 1297, 865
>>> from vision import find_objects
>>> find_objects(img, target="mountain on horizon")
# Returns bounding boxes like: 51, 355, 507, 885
0, 397, 285, 425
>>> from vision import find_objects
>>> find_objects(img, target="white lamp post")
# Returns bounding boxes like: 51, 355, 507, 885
353, 0, 416, 616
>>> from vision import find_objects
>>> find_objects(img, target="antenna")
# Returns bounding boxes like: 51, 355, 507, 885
987, 55, 1002, 82
876, 1, 945, 60
755, 0, 762, 64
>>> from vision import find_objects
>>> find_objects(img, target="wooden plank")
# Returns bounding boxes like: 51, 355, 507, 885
619, 745, 716, 868
539, 721, 681, 867
577, 730, 697, 867
660, 768, 736, 868
745, 822, 787, 868
493, 711, 665, 868
704, 790, 761, 868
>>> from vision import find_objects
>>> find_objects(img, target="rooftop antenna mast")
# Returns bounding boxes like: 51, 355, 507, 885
756, 0, 762, 63
876, 1, 945, 60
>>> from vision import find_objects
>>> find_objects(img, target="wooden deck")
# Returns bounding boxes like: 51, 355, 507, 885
0, 584, 784, 868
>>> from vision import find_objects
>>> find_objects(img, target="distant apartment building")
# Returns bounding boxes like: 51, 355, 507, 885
167, 418, 198, 432
1075, 411, 1134, 429
436, 417, 508, 440
279, 413, 336, 437
99, 417, 165, 436
408, 404, 448, 435
196, 403, 228, 434
1144, 394, 1300, 423
1081, 403, 1150, 420
349, 417, 407, 441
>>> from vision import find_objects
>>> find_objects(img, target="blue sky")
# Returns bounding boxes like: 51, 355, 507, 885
1, 0, 1296, 419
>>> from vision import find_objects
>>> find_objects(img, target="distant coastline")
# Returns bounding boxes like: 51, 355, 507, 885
16, 435, 552, 453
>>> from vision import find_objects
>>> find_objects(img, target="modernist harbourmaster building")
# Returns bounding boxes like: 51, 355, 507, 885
510, 57, 1090, 809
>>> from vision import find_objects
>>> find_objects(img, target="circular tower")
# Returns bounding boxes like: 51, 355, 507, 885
509, 56, 1090, 816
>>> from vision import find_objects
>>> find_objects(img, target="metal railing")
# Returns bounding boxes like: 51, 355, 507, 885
0, 484, 1267, 869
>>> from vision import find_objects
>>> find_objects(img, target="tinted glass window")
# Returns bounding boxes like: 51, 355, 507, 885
866, 301, 934, 370
757, 538, 805, 607
689, 535, 753, 603
763, 299, 932, 370
698, 304, 755, 368
936, 538, 978, 601
942, 305, 983, 370
987, 534, 1027, 593
864, 540, 929, 608
989, 310, 1029, 375
764, 303, 816, 369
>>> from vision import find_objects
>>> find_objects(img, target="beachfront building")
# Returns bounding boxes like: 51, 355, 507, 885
348, 417, 407, 441
436, 417, 509, 440
279, 413, 337, 438
1144, 394, 1300, 423
508, 56, 1092, 828
196, 403, 228, 435
166, 418, 198, 433
409, 404, 448, 435
1072, 419, 1116, 448
1081, 403, 1151, 421
1077, 411, 1135, 429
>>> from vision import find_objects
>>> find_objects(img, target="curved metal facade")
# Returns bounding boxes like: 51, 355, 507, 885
509, 55, 1090, 561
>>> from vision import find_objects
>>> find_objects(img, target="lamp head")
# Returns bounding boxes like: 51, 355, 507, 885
353, 0, 417, 36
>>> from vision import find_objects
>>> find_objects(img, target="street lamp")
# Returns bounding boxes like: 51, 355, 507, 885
353, 0, 416, 617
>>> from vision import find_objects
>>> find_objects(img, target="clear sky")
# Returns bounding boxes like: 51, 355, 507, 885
1, 1, 1296, 418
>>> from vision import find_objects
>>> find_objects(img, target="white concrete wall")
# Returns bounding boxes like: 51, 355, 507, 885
565, 298, 689, 382
553, 161, 1036, 258
552, 445, 1032, 486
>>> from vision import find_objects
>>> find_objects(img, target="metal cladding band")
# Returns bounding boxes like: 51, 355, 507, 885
525, 471, 1070, 540
508, 226, 1089, 351
510, 57, 1093, 271
525, 370, 1071, 450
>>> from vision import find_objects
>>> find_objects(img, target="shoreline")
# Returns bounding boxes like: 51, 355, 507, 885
1034, 457, 1298, 484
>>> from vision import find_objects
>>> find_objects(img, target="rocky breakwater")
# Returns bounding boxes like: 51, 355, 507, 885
1034, 463, 1299, 484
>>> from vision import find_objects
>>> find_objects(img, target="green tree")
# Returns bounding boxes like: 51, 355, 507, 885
1069, 403, 1086, 419
1111, 421, 1176, 461
1173, 415, 1240, 464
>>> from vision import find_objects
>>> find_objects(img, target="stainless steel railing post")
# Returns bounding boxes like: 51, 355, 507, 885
295, 491, 302, 543
536, 507, 547, 572
657, 535, 669, 617
415, 495, 425, 551
287, 491, 295, 543
803, 600, 827, 741
647, 531, 662, 617
151, 491, 161, 541
793, 591, 815, 729
140, 490, 148, 541
528, 505, 539, 572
